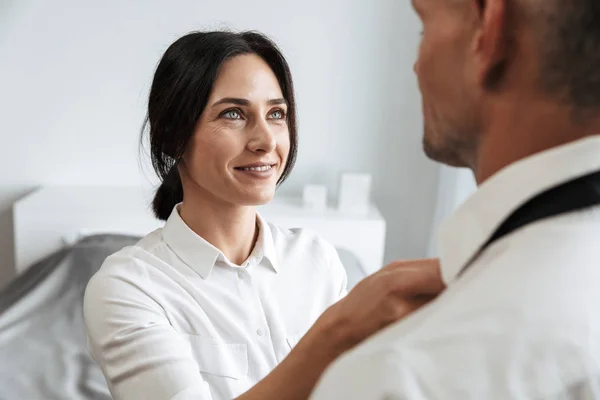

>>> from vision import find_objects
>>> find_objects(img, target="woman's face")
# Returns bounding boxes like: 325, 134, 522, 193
179, 54, 291, 207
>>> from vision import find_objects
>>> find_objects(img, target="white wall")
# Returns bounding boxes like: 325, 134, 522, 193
427, 166, 477, 257
0, 0, 440, 286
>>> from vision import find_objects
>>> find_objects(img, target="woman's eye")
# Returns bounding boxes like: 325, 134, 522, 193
269, 109, 286, 120
222, 109, 242, 119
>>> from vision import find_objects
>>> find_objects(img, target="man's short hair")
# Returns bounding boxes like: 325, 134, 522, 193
533, 0, 600, 109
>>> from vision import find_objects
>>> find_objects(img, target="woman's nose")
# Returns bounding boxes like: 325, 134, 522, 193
248, 120, 276, 153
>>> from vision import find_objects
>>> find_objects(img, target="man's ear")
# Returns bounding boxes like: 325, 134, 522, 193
473, 0, 485, 16
471, 0, 510, 89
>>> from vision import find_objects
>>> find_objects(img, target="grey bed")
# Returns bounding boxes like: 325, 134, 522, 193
0, 235, 139, 400
0, 235, 365, 400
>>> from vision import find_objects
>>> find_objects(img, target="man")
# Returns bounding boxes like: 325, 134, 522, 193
310, 0, 600, 398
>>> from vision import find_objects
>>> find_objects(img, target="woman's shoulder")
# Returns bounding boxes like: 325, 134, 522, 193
266, 222, 347, 294
89, 228, 167, 282
267, 223, 333, 250
266, 223, 340, 268
84, 229, 170, 311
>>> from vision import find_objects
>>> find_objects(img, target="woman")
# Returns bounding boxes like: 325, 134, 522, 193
84, 30, 439, 400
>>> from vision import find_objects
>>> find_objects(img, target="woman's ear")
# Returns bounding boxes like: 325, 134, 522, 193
176, 157, 192, 185
176, 158, 186, 175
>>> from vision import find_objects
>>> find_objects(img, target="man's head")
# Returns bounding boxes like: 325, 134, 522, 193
412, 0, 600, 169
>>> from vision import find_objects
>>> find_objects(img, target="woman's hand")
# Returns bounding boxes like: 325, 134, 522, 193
306, 258, 445, 358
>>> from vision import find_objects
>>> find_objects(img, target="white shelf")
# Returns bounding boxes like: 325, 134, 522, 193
13, 186, 386, 275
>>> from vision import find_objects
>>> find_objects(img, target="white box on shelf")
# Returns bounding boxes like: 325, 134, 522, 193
303, 184, 328, 210
338, 173, 372, 214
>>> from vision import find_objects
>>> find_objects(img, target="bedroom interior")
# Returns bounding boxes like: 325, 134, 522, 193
0, 0, 475, 398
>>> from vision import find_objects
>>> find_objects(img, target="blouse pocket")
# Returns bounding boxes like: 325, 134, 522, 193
182, 335, 248, 380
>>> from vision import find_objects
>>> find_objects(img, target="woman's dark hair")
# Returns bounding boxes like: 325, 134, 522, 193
142, 30, 298, 220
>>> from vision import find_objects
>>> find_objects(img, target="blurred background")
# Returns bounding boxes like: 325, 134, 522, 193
0, 0, 475, 288
0, 2, 478, 397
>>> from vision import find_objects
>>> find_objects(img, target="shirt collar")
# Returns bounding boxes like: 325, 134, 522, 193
162, 206, 278, 279
438, 135, 600, 284
254, 213, 279, 273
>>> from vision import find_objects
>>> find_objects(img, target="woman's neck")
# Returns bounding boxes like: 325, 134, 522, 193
179, 190, 258, 266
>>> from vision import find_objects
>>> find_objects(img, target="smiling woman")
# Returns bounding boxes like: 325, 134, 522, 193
178, 53, 292, 218
82, 30, 341, 400
145, 31, 298, 226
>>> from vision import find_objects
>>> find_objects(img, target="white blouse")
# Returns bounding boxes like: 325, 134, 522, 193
84, 206, 347, 400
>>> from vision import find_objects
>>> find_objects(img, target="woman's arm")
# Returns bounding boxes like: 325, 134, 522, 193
235, 314, 344, 400
84, 263, 214, 400
85, 256, 442, 400
236, 258, 445, 400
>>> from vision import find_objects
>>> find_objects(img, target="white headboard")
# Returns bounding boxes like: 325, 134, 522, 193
13, 186, 386, 275
12, 186, 163, 273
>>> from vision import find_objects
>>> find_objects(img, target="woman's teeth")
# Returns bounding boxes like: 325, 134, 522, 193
240, 165, 272, 172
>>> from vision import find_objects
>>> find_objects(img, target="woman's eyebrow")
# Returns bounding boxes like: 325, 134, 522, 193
212, 97, 287, 107
212, 97, 250, 107
267, 98, 287, 106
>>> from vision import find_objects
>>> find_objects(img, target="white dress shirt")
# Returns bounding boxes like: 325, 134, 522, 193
84, 207, 347, 400
311, 135, 600, 400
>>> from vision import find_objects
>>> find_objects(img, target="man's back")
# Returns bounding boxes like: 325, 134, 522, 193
311, 136, 600, 399
309, 0, 600, 396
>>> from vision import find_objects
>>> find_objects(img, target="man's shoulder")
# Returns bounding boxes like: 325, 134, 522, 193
309, 209, 600, 399
473, 206, 600, 279
311, 290, 600, 399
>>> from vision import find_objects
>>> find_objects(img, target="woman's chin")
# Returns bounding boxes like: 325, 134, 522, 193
236, 188, 276, 206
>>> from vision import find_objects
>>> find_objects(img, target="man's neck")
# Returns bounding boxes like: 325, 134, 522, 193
474, 96, 600, 184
